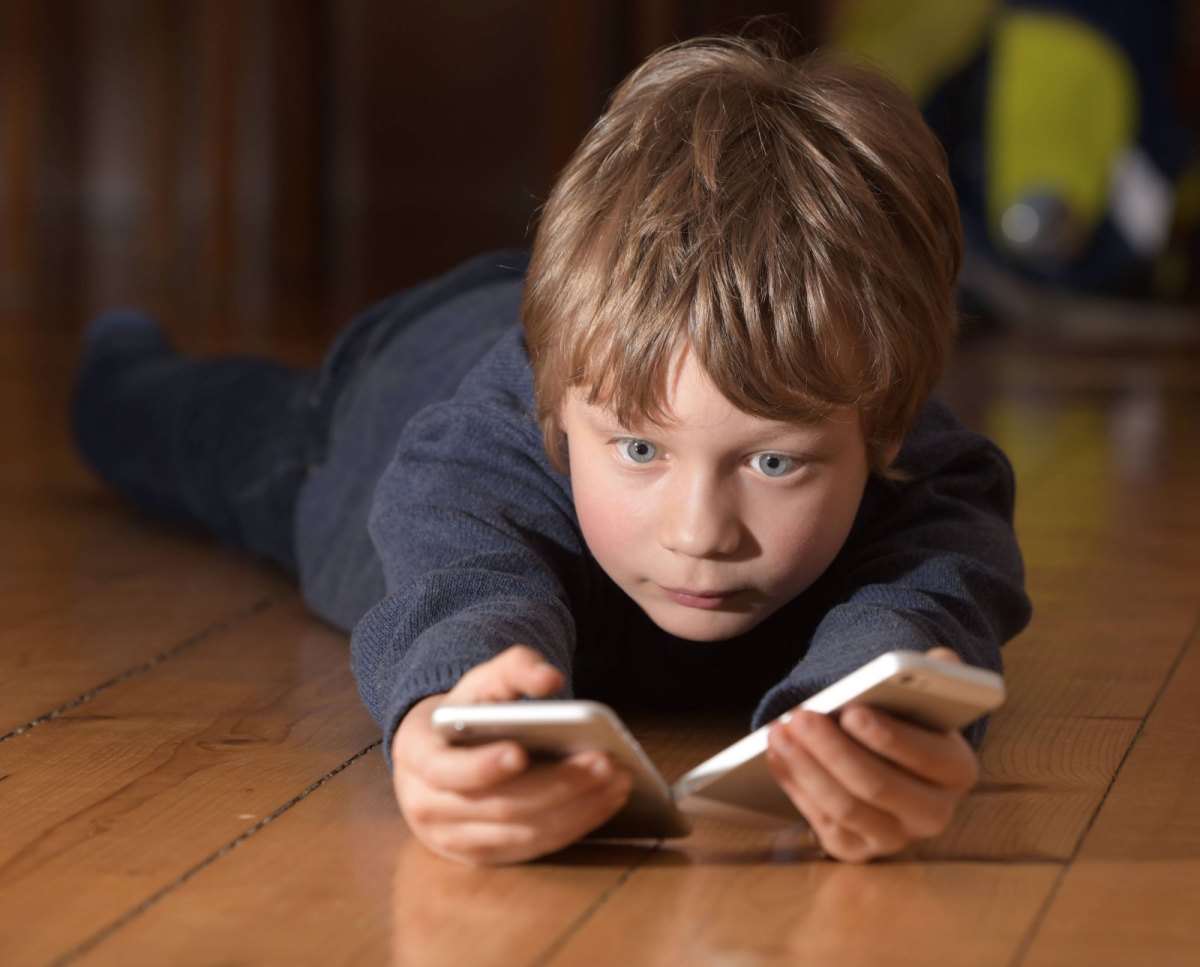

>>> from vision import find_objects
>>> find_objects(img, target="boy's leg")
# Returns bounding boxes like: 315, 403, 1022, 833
72, 251, 533, 573
71, 311, 319, 573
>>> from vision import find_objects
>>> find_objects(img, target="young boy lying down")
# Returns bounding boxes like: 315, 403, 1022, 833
73, 35, 1031, 865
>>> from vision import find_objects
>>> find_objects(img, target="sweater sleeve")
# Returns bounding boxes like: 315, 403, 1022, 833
751, 400, 1032, 745
348, 335, 586, 760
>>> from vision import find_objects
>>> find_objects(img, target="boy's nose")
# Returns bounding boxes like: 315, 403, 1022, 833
658, 476, 742, 559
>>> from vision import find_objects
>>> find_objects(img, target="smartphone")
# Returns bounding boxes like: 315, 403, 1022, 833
671, 650, 1005, 827
431, 699, 693, 839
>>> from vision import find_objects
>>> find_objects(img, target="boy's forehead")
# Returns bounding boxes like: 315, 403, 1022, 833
569, 375, 844, 435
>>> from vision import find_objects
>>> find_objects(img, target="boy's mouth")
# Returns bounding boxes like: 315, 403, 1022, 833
660, 586, 741, 610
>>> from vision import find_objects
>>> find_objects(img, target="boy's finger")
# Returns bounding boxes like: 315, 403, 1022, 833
427, 755, 628, 824
416, 739, 529, 793
767, 722, 905, 857
424, 775, 632, 865
925, 646, 962, 664
446, 645, 565, 704
783, 711, 960, 839
840, 706, 979, 792
769, 720, 901, 833
769, 772, 874, 863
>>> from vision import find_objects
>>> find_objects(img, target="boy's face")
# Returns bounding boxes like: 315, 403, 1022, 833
560, 351, 873, 642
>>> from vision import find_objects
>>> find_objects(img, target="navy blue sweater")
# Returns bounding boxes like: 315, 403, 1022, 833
292, 254, 1031, 759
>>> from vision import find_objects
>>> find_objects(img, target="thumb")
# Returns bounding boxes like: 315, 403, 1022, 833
445, 645, 565, 704
926, 646, 962, 665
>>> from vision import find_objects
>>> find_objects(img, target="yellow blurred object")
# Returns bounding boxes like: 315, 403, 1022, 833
831, 0, 995, 103
987, 11, 1138, 254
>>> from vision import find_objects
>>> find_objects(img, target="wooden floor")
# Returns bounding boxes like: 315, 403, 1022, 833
2, 303, 1199, 966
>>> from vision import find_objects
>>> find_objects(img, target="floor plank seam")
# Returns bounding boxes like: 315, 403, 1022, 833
50, 739, 382, 966
0, 595, 278, 748
528, 845, 661, 967
925, 854, 1065, 865
1005, 610, 1200, 967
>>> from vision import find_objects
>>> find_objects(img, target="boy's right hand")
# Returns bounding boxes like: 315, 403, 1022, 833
390, 645, 633, 866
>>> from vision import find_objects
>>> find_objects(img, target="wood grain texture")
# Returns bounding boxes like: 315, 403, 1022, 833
3, 303, 1199, 961
547, 857, 1060, 967
0, 598, 378, 965
0, 525, 286, 736
70, 753, 658, 966
2, 8, 1197, 961
1019, 620, 1200, 966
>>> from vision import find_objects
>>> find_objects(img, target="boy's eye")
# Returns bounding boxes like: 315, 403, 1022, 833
618, 438, 658, 464
751, 452, 795, 477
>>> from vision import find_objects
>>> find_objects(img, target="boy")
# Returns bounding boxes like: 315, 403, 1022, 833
73, 36, 1031, 866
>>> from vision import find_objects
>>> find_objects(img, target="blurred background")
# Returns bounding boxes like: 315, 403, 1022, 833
0, 0, 1197, 350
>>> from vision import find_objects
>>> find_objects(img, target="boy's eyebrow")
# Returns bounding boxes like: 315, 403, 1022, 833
730, 423, 843, 452
590, 416, 652, 437
574, 398, 649, 433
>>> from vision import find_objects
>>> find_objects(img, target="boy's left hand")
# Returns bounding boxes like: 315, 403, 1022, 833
765, 647, 981, 863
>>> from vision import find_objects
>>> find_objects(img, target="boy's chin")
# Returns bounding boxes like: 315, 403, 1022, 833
641, 603, 770, 643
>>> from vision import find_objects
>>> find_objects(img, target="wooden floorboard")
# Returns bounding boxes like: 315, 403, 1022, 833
0, 596, 380, 965
546, 857, 1061, 966
68, 753, 656, 966
929, 528, 1200, 862
1019, 617, 1200, 966
2, 306, 1198, 964
0, 548, 282, 737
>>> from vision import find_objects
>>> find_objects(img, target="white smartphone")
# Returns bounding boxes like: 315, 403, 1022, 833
431, 699, 693, 839
431, 651, 1003, 836
671, 650, 1005, 827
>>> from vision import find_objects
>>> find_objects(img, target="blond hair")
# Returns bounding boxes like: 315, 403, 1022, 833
521, 35, 962, 475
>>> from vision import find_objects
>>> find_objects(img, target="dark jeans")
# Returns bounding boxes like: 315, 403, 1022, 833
71, 250, 531, 574
72, 345, 319, 573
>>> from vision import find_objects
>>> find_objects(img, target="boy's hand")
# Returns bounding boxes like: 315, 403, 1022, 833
390, 645, 633, 866
766, 648, 981, 863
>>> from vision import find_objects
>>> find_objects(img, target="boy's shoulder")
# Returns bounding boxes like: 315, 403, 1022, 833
859, 399, 1017, 530
384, 313, 565, 482
452, 324, 536, 405
895, 399, 1015, 479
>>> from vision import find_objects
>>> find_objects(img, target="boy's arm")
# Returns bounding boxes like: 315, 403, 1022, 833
349, 364, 588, 765
753, 400, 1032, 741
346, 378, 630, 863
754, 402, 1029, 861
